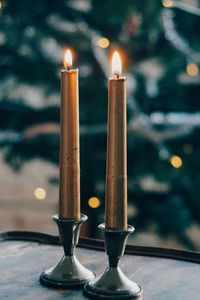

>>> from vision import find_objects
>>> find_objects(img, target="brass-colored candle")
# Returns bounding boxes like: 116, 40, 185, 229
105, 51, 127, 229
59, 49, 80, 219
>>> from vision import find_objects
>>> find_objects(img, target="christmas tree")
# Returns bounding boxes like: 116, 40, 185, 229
0, 0, 200, 250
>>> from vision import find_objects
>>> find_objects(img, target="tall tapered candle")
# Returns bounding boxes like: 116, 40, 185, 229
105, 51, 127, 229
59, 49, 80, 219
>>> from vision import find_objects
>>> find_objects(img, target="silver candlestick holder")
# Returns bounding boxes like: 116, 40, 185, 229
40, 214, 95, 288
84, 223, 142, 299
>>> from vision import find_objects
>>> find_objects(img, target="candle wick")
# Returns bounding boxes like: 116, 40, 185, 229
114, 73, 119, 79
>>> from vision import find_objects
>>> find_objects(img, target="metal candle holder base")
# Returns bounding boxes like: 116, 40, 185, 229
84, 224, 142, 299
40, 214, 95, 288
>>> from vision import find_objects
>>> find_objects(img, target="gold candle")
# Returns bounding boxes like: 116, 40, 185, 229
59, 49, 80, 219
105, 51, 127, 229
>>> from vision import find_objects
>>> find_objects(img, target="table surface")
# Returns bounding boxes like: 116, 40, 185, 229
0, 232, 200, 300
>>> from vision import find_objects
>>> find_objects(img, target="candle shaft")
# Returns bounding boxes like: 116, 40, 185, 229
105, 77, 127, 229
59, 69, 80, 219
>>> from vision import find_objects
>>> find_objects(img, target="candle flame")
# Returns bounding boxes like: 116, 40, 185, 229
112, 51, 121, 76
64, 49, 72, 68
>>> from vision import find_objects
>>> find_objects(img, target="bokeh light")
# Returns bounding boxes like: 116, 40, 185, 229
170, 155, 183, 168
88, 197, 100, 208
97, 37, 110, 48
0, 0, 9, 9
162, 0, 173, 8
34, 187, 47, 200
186, 63, 199, 77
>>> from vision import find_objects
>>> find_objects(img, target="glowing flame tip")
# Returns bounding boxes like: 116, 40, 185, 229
112, 51, 121, 76
64, 49, 72, 68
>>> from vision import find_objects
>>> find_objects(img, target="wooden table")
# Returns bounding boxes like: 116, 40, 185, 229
0, 231, 200, 300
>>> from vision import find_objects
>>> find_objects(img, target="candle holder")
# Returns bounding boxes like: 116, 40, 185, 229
84, 224, 142, 299
40, 214, 95, 288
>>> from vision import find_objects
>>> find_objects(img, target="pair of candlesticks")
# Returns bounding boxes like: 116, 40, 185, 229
39, 214, 142, 299
40, 49, 142, 298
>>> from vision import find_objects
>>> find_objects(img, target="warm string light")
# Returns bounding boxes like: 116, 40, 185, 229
111, 51, 121, 78
170, 155, 183, 168
186, 63, 199, 77
97, 37, 110, 48
162, 0, 173, 8
64, 49, 72, 69
88, 197, 101, 208
34, 187, 47, 200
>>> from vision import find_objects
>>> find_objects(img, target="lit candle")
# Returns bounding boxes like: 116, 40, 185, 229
59, 49, 80, 220
105, 51, 127, 229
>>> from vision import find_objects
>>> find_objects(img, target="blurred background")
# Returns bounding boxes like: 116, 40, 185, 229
0, 0, 200, 251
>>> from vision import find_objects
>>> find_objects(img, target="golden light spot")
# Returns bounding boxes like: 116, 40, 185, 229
162, 0, 173, 7
183, 144, 193, 154
97, 37, 110, 48
186, 63, 199, 77
34, 188, 47, 200
170, 155, 183, 168
0, 2, 2, 9
88, 197, 100, 208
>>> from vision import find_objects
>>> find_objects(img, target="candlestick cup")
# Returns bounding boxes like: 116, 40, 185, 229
84, 223, 142, 299
40, 214, 95, 288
